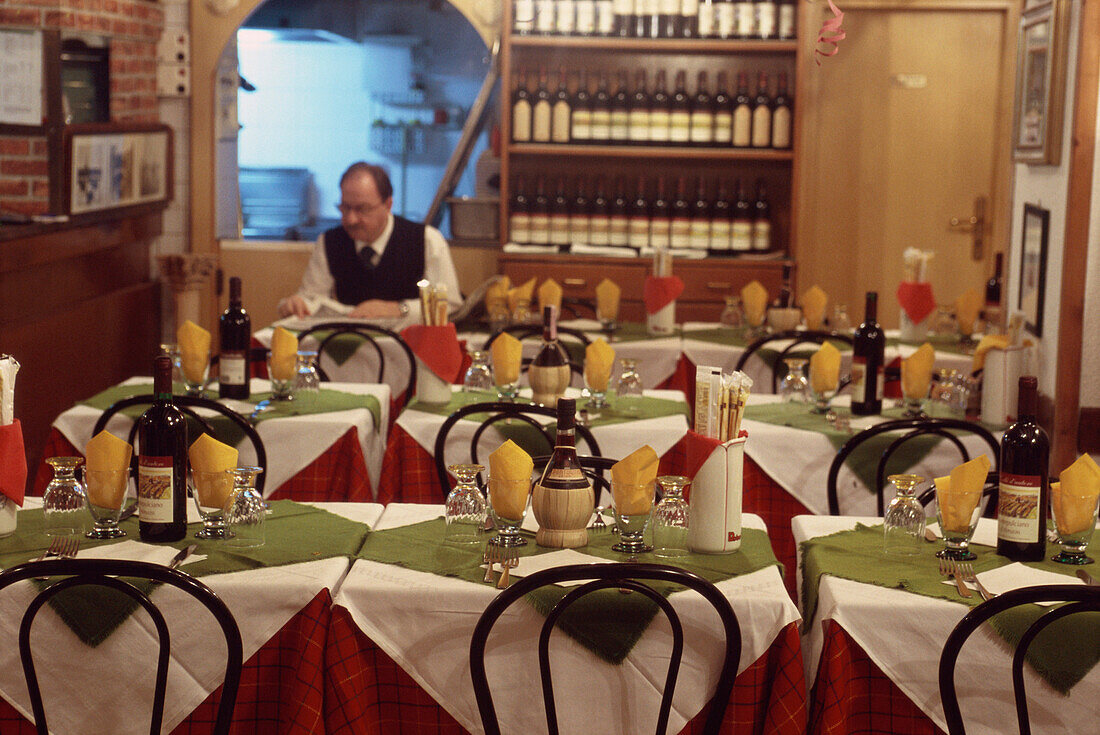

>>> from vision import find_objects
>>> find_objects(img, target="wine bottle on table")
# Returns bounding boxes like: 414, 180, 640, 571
532, 398, 594, 548
138, 355, 188, 543
850, 292, 886, 415
997, 376, 1049, 561
529, 306, 571, 407
775, 264, 792, 307
219, 276, 251, 399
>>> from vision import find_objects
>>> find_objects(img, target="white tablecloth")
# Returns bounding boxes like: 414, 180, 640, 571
53, 377, 390, 497
335, 504, 800, 735
793, 515, 1100, 734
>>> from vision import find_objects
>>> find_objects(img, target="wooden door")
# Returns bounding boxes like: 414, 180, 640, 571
796, 0, 1017, 328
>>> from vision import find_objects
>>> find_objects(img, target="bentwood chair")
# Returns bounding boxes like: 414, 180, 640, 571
0, 558, 243, 735
734, 329, 854, 393
825, 417, 1000, 515
532, 454, 616, 500
432, 402, 601, 498
297, 321, 417, 409
939, 584, 1100, 735
92, 395, 268, 496
484, 324, 592, 352
470, 562, 741, 735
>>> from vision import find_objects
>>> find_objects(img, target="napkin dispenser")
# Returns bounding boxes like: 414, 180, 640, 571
687, 435, 745, 554
981, 344, 1030, 426
898, 310, 931, 342
414, 356, 453, 404
647, 302, 675, 336
0, 355, 22, 537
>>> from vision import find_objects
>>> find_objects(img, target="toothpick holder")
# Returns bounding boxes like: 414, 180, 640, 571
687, 435, 746, 554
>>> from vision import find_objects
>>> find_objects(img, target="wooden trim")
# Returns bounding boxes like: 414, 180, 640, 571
43, 29, 65, 214
507, 143, 794, 161
1079, 408, 1100, 454
1053, 0, 1099, 466
510, 37, 798, 53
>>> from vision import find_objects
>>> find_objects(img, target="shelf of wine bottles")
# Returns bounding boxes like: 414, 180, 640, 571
512, 0, 797, 41
512, 65, 791, 150
509, 173, 778, 254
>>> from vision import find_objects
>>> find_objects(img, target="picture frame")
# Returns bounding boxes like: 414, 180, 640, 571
1018, 203, 1049, 337
63, 122, 173, 217
1012, 1, 1070, 165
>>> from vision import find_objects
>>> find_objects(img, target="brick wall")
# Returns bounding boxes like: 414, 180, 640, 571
0, 0, 164, 215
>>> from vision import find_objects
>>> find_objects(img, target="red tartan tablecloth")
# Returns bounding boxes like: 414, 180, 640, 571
324, 607, 806, 735
809, 621, 941, 735
33, 426, 373, 503
0, 590, 332, 735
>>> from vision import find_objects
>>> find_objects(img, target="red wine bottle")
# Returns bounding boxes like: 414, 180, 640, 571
219, 276, 251, 399
997, 376, 1050, 561
850, 291, 885, 415
138, 355, 189, 542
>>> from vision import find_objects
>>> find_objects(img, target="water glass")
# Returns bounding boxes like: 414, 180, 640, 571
719, 296, 743, 329
224, 466, 265, 548
615, 358, 644, 416
810, 386, 836, 415
463, 350, 494, 392
1050, 485, 1100, 565
780, 358, 810, 403
611, 479, 654, 554
883, 474, 925, 556
44, 457, 87, 539
935, 479, 982, 561
488, 475, 532, 547
267, 355, 296, 401
830, 304, 851, 332
192, 468, 235, 539
653, 476, 690, 558
295, 351, 321, 406
181, 351, 211, 397
445, 464, 488, 545
83, 467, 131, 539
932, 306, 959, 340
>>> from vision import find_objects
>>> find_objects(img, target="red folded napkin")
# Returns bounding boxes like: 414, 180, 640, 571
644, 275, 685, 315
401, 323, 464, 383
0, 420, 27, 506
896, 281, 936, 324
884, 356, 902, 399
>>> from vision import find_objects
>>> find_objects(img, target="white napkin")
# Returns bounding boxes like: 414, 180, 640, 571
926, 522, 998, 548
502, 548, 614, 586
75, 540, 206, 568
975, 563, 1085, 605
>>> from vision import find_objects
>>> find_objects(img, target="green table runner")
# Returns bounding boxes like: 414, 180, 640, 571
81, 384, 381, 448
605, 322, 676, 343
889, 334, 975, 358
358, 518, 779, 664
800, 524, 1100, 694
0, 501, 371, 646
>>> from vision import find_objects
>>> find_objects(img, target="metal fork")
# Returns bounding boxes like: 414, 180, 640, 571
956, 562, 994, 601
938, 557, 972, 599
483, 545, 500, 584
34, 536, 80, 580
496, 547, 519, 590
589, 506, 607, 532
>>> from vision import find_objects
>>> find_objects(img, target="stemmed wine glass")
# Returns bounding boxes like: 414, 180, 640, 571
934, 477, 982, 561
1050, 483, 1100, 565
83, 467, 131, 539
611, 478, 654, 555
488, 473, 532, 548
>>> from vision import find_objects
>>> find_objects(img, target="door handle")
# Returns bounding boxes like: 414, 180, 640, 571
563, 278, 586, 287
948, 196, 985, 260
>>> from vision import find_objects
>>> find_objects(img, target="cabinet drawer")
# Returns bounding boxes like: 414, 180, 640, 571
501, 260, 645, 298
676, 260, 787, 303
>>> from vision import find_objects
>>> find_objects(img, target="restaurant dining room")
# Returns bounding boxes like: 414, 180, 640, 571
2, 0, 1099, 732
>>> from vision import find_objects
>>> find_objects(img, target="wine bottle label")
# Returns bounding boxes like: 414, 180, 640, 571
772, 106, 791, 148
997, 473, 1043, 543
661, 0, 679, 14
752, 106, 772, 147
515, 0, 536, 30
138, 456, 174, 523
610, 110, 629, 140
552, 101, 572, 142
533, 102, 552, 141
590, 110, 611, 140
850, 356, 884, 402
732, 106, 752, 146
757, 4, 777, 37
710, 219, 732, 249
690, 111, 714, 143
669, 111, 691, 143
752, 220, 771, 250
220, 353, 247, 386
713, 110, 733, 143
529, 213, 551, 243
628, 217, 650, 247
778, 4, 795, 38
572, 109, 592, 140
549, 215, 571, 244
536, 0, 557, 31
736, 2, 754, 35
596, 0, 615, 33
698, 4, 716, 36
629, 110, 649, 141
633, 0, 646, 15
716, 4, 736, 37
576, 1, 596, 32
513, 101, 532, 142
613, 0, 633, 15
510, 213, 532, 243
556, 0, 576, 33
540, 466, 587, 483
569, 215, 590, 244
589, 214, 611, 244
670, 219, 691, 248
681, 0, 700, 14
731, 221, 752, 250
649, 110, 671, 141
650, 218, 671, 247
608, 216, 629, 245
689, 220, 710, 249
643, 0, 660, 15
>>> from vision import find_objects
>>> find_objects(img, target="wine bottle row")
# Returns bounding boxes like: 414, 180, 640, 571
512, 67, 791, 149
509, 174, 775, 253
513, 0, 796, 40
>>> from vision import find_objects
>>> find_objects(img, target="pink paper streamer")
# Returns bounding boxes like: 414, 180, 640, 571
815, 0, 847, 64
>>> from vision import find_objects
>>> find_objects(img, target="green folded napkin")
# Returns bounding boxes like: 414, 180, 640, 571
358, 518, 779, 664
800, 523, 1100, 694
0, 501, 371, 646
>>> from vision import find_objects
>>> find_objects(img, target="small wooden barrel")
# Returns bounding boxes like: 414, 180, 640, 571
528, 364, 571, 407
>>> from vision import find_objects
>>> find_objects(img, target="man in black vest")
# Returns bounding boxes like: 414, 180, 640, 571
278, 162, 461, 320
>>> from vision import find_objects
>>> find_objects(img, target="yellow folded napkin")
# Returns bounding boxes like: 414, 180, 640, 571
802, 285, 828, 330
595, 278, 621, 322
488, 440, 534, 519
484, 276, 511, 317
809, 342, 841, 394
934, 454, 991, 533
901, 343, 935, 400
270, 326, 298, 382
1051, 454, 1100, 535
85, 430, 132, 472
507, 277, 537, 313
491, 332, 523, 385
611, 445, 658, 515
955, 288, 983, 336
189, 433, 239, 510
741, 281, 768, 327
584, 338, 615, 392
971, 334, 1009, 372
538, 279, 563, 315
178, 320, 211, 384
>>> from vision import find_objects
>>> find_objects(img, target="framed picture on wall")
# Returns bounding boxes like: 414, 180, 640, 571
1018, 203, 1049, 337
1012, 1, 1070, 165
63, 122, 173, 216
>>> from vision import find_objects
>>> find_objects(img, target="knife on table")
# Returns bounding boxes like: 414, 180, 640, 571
167, 544, 198, 571
1077, 569, 1099, 586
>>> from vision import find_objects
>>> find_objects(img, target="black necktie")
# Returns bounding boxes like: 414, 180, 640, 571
360, 247, 376, 270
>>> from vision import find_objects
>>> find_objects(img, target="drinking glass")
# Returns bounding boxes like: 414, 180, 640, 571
616, 358, 644, 416
596, 300, 619, 337
810, 385, 836, 415
181, 351, 211, 397
191, 468, 235, 539
932, 306, 959, 340
294, 351, 321, 407
883, 474, 925, 556
267, 355, 296, 401
445, 464, 488, 545
653, 476, 690, 558
224, 466, 265, 548
611, 479, 654, 555
43, 457, 87, 539
463, 350, 494, 392
488, 474, 532, 547
1050, 485, 1100, 565
779, 358, 810, 403
935, 479, 982, 560
719, 296, 743, 329
830, 304, 851, 332
512, 298, 532, 325
83, 467, 131, 539
899, 360, 929, 418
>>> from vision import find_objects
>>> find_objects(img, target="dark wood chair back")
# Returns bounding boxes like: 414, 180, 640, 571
297, 321, 417, 409
734, 329, 854, 393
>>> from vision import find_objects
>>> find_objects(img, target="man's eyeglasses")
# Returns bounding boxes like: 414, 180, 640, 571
337, 200, 386, 217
